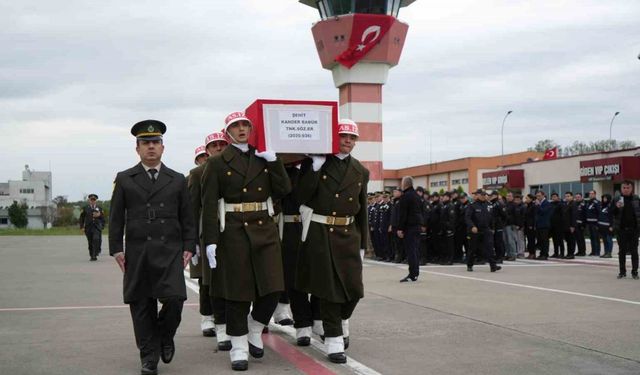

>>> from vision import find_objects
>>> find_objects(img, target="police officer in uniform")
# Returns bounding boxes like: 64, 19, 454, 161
295, 119, 368, 364
465, 189, 501, 272
439, 192, 457, 265
455, 193, 470, 263
109, 120, 196, 375
574, 193, 587, 256
201, 112, 291, 371
80, 193, 104, 261
585, 190, 601, 256
489, 191, 507, 263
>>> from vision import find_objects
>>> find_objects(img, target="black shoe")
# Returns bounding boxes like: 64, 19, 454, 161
344, 336, 349, 350
576, 252, 586, 256
90, 257, 97, 261
617, 273, 626, 279
588, 253, 597, 257
601, 254, 612, 258
490, 265, 502, 272
565, 255, 575, 259
249, 343, 264, 358
203, 328, 216, 337
160, 339, 174, 363
550, 253, 558, 258
140, 361, 158, 375
467, 266, 473, 272
231, 360, 248, 371
400, 276, 417, 283
218, 340, 232, 351
297, 336, 310, 346
633, 274, 639, 280
328, 353, 347, 364
537, 256, 548, 260
506, 257, 516, 261
277, 318, 294, 326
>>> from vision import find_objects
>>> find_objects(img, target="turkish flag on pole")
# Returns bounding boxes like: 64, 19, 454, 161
543, 147, 558, 160
335, 14, 395, 69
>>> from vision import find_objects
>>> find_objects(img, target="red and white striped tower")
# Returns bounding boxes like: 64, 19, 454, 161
299, 1, 418, 191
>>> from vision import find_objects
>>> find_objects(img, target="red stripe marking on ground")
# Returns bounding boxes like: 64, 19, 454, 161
0, 303, 198, 312
262, 333, 337, 375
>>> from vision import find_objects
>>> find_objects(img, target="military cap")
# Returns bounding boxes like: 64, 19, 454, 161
88, 193, 98, 200
474, 188, 486, 195
131, 120, 166, 140
416, 186, 425, 193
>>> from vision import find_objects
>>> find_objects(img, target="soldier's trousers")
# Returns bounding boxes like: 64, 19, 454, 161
618, 228, 639, 275
494, 229, 505, 260
467, 231, 496, 267
454, 229, 467, 262
226, 292, 279, 336
290, 290, 321, 329
198, 278, 213, 316
319, 298, 359, 338
129, 297, 183, 364
574, 225, 586, 254
536, 228, 550, 257
85, 227, 102, 258
563, 229, 576, 256
551, 229, 565, 256
588, 223, 601, 255
442, 234, 455, 264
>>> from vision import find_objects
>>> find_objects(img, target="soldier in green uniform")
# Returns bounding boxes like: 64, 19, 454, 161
188, 131, 229, 342
109, 120, 196, 375
295, 119, 369, 364
201, 111, 291, 371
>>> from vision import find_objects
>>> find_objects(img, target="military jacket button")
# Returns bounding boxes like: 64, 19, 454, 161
335, 194, 339, 198
258, 220, 263, 225
329, 228, 334, 232
243, 188, 247, 192
147, 236, 151, 241
258, 187, 262, 191
349, 197, 353, 201
227, 171, 232, 176
159, 203, 164, 207
244, 222, 249, 226
146, 203, 151, 207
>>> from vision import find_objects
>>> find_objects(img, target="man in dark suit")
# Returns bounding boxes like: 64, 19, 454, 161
535, 190, 554, 260
295, 119, 369, 364
79, 193, 104, 261
109, 120, 196, 375
201, 111, 291, 371
396, 176, 424, 281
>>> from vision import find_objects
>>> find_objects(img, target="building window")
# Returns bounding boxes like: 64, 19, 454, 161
430, 181, 438, 188
20, 188, 34, 194
461, 178, 469, 184
451, 179, 461, 185
0, 218, 8, 225
438, 181, 447, 186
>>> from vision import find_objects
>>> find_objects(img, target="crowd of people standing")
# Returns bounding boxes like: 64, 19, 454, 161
368, 180, 640, 280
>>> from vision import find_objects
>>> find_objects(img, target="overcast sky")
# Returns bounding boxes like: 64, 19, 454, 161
1, 0, 638, 201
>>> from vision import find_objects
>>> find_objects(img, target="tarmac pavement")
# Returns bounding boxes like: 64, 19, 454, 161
1, 235, 639, 375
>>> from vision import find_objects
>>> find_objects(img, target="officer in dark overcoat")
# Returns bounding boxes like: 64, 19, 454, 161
200, 111, 291, 371
79, 193, 104, 261
295, 119, 369, 364
109, 120, 196, 375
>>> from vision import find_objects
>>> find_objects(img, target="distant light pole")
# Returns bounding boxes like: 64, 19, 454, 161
501, 110, 513, 166
608, 111, 620, 142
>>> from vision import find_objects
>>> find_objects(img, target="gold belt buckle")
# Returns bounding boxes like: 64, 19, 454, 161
233, 204, 242, 212
325, 216, 336, 225
335, 217, 347, 226
293, 215, 300, 223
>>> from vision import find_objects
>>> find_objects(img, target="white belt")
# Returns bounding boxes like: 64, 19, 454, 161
310, 213, 354, 226
224, 201, 268, 213
283, 215, 301, 223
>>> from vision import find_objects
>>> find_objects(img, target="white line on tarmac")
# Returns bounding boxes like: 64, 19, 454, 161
421, 270, 640, 306
365, 259, 582, 269
182, 271, 382, 375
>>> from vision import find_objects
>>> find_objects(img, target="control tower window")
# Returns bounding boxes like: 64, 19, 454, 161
329, 0, 352, 15
355, 0, 387, 14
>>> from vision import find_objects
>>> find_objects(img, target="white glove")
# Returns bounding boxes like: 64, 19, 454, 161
310, 155, 326, 171
360, 249, 365, 262
206, 244, 217, 269
255, 150, 277, 162
191, 244, 200, 265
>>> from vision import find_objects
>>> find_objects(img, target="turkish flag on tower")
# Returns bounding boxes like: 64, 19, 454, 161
543, 147, 558, 160
336, 14, 395, 69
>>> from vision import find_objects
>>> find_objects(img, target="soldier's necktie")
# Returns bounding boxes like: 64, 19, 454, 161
148, 168, 158, 183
